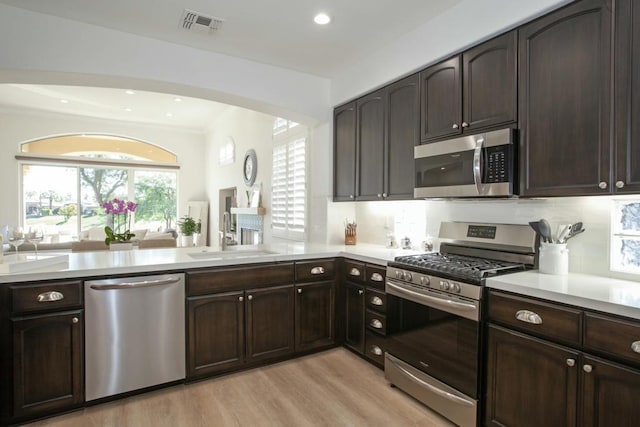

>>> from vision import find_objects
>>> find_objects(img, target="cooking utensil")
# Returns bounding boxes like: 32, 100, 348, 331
557, 224, 571, 244
570, 222, 583, 235
528, 221, 542, 241
565, 228, 585, 241
539, 219, 553, 243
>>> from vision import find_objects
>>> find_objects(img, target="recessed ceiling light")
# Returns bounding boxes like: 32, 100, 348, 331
314, 13, 331, 25
125, 90, 135, 95
59, 99, 69, 104
124, 107, 133, 112
166, 112, 173, 117
174, 97, 182, 102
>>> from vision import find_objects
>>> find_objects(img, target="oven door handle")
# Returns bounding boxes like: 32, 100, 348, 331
386, 354, 475, 407
386, 281, 478, 320
473, 136, 484, 196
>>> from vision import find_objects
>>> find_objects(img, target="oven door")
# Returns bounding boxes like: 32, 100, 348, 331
385, 279, 480, 426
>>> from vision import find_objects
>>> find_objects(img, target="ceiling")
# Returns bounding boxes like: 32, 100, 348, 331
0, 0, 463, 131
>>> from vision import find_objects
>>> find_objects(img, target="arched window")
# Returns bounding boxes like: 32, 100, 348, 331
18, 134, 179, 242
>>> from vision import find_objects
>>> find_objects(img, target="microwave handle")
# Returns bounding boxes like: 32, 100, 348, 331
473, 137, 484, 195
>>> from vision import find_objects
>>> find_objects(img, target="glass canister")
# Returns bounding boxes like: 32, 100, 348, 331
539, 242, 569, 275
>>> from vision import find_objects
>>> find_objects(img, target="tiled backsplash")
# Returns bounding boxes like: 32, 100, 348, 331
329, 196, 640, 282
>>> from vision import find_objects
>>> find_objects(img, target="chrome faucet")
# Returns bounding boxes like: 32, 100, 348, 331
221, 211, 230, 250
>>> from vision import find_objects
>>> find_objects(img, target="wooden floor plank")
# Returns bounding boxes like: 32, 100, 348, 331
25, 348, 455, 427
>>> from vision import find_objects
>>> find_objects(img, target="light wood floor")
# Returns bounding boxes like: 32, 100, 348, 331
26, 348, 455, 427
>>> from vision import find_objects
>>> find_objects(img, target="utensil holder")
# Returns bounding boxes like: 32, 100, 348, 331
539, 242, 569, 275
345, 232, 356, 245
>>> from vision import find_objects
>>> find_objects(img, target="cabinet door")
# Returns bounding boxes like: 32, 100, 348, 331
420, 56, 461, 142
246, 285, 294, 363
385, 74, 419, 199
614, 0, 640, 193
333, 102, 357, 201
356, 90, 385, 200
12, 311, 83, 419
187, 291, 244, 378
344, 281, 365, 354
485, 325, 578, 427
463, 31, 517, 131
581, 355, 640, 427
295, 281, 335, 352
519, 0, 612, 196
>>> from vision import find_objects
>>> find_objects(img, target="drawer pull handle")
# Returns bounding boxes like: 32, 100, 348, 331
370, 296, 384, 306
370, 272, 384, 282
566, 358, 575, 367
310, 266, 325, 275
72, 317, 79, 324
515, 310, 542, 324
631, 341, 640, 354
350, 268, 361, 276
297, 288, 302, 294
370, 345, 383, 356
370, 319, 383, 329
37, 291, 64, 302
583, 364, 593, 373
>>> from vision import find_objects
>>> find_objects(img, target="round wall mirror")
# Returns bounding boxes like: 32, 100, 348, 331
243, 149, 257, 186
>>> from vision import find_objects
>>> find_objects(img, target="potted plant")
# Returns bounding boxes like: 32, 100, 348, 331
102, 198, 137, 250
177, 215, 201, 247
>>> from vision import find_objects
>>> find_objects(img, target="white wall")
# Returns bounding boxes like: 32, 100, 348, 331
204, 107, 276, 245
0, 109, 207, 228
330, 0, 571, 104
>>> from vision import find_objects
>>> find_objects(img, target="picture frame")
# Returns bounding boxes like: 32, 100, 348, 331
250, 187, 261, 208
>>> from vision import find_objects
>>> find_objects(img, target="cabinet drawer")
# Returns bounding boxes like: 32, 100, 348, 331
585, 313, 640, 366
365, 288, 386, 313
365, 309, 386, 335
365, 331, 386, 367
187, 263, 295, 296
488, 291, 582, 346
9, 281, 83, 314
365, 264, 386, 290
343, 260, 365, 283
295, 259, 336, 282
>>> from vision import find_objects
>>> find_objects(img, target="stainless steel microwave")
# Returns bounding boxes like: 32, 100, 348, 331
414, 128, 516, 198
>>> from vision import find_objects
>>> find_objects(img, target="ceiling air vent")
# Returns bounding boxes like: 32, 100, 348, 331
181, 9, 225, 34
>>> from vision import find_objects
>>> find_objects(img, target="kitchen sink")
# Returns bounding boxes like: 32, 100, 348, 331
187, 249, 278, 260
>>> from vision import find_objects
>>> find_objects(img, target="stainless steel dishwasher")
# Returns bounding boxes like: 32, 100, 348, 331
84, 273, 185, 401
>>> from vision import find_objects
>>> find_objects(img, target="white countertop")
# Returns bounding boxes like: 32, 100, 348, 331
0, 242, 421, 284
487, 271, 640, 320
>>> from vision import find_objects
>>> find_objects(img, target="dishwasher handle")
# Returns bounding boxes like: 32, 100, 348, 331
90, 277, 181, 290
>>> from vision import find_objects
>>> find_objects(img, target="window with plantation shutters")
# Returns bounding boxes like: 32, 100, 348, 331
272, 119, 307, 241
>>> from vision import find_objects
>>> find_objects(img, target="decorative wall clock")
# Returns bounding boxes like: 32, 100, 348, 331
243, 149, 257, 186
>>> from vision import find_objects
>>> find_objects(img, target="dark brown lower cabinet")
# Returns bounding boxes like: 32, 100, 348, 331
187, 291, 245, 378
486, 324, 640, 427
295, 281, 335, 352
245, 285, 295, 363
344, 281, 365, 354
11, 310, 84, 419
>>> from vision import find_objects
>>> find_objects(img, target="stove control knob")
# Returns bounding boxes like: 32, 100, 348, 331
451, 283, 461, 293
440, 281, 450, 291
420, 276, 430, 286
405, 272, 413, 281
396, 271, 402, 279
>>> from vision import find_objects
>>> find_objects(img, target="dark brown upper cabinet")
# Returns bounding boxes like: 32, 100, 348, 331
356, 90, 385, 200
333, 102, 357, 201
614, 0, 640, 193
519, 0, 612, 196
420, 31, 517, 143
333, 74, 419, 202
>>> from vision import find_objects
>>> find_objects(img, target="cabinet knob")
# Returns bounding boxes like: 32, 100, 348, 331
377, 193, 382, 198
239, 296, 244, 301
358, 289, 364, 295
247, 295, 253, 301
598, 181, 608, 190
370, 319, 383, 329
349, 194, 354, 199
349, 267, 361, 276
370, 272, 384, 282
566, 358, 575, 367
297, 288, 302, 294
616, 181, 625, 189
631, 341, 640, 354
515, 310, 543, 324
370, 345, 383, 356
72, 317, 79, 324
452, 123, 459, 129
37, 291, 64, 302
382, 193, 387, 198
461, 122, 469, 128
583, 364, 593, 373
371, 296, 384, 306
310, 266, 325, 275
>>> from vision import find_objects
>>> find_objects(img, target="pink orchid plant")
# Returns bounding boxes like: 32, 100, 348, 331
102, 198, 137, 244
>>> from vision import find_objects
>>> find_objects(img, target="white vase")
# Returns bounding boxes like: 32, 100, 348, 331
181, 235, 194, 247
109, 242, 134, 251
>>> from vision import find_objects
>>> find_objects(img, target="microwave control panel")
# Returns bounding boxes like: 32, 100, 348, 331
485, 145, 511, 183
